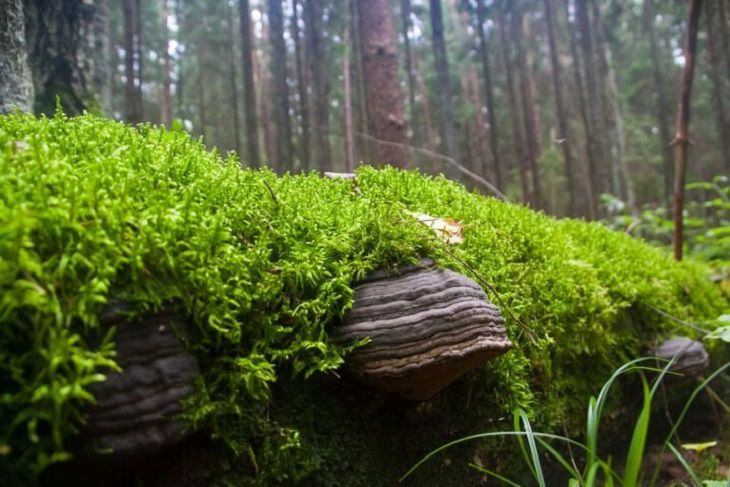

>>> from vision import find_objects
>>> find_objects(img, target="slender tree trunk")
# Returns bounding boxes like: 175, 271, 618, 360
239, 0, 259, 167
160, 0, 172, 127
291, 0, 310, 170
413, 49, 436, 155
123, 0, 140, 122
197, 64, 207, 138
576, 0, 605, 198
429, 0, 460, 177
349, 0, 372, 164
226, 8, 242, 158
268, 0, 293, 171
564, 0, 597, 218
644, 0, 674, 205
92, 0, 112, 116
673, 0, 702, 261
498, 1, 531, 204
510, 3, 541, 207
475, 0, 502, 190
706, 0, 730, 172
0, 0, 34, 113
344, 38, 356, 172
544, 0, 576, 215
467, 63, 489, 179
357, 0, 409, 167
304, 0, 332, 171
399, 0, 419, 147
134, 0, 144, 120
257, 15, 276, 169
716, 0, 730, 81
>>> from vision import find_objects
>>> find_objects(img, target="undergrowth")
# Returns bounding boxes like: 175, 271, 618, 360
0, 113, 726, 483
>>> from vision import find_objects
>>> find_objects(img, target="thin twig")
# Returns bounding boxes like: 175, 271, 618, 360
262, 180, 280, 208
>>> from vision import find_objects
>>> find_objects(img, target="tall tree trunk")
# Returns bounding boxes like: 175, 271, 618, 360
543, 0, 576, 216
429, 0, 460, 178
268, 0, 293, 171
576, 0, 605, 198
0, 0, 34, 113
134, 0, 144, 120
716, 0, 730, 81
257, 14, 276, 169
414, 49, 437, 156
475, 0, 503, 190
467, 63, 489, 179
672, 0, 702, 261
644, 0, 674, 205
122, 0, 140, 123
357, 0, 408, 167
349, 0, 372, 164
510, 3, 541, 208
226, 7, 242, 158
343, 35, 356, 172
706, 0, 730, 172
304, 0, 332, 171
399, 0, 419, 147
160, 0, 172, 127
564, 0, 597, 218
92, 0, 112, 116
24, 0, 98, 115
239, 0, 260, 167
497, 1, 531, 204
591, 0, 635, 210
291, 0, 310, 170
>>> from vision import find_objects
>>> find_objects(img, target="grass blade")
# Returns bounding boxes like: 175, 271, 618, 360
468, 463, 522, 487
623, 375, 651, 487
667, 443, 701, 487
519, 409, 546, 487
536, 437, 581, 481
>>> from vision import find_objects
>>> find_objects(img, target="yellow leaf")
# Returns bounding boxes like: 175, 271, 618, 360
406, 211, 464, 244
681, 441, 717, 453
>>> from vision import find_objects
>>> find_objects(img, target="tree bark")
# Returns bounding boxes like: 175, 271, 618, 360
268, 0, 293, 171
344, 36, 356, 172
716, 0, 730, 82
399, 0, 419, 147
257, 14, 277, 169
475, 0, 502, 190
357, 0, 408, 167
291, 0, 310, 170
672, 0, 702, 261
543, 0, 576, 216
304, 0, 332, 171
429, 0, 460, 178
644, 0, 674, 205
24, 0, 98, 115
705, 0, 730, 172
134, 0, 144, 119
160, 0, 172, 127
497, 1, 531, 204
122, 0, 140, 122
510, 4, 541, 208
239, 0, 260, 167
0, 0, 34, 113
226, 7, 242, 158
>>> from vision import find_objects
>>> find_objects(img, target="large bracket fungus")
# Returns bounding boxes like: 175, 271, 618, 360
333, 260, 512, 400
84, 305, 199, 457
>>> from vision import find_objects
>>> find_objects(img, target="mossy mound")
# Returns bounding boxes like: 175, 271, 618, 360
0, 113, 726, 483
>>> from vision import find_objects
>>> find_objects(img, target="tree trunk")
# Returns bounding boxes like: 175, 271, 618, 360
672, 0, 702, 262
24, 0, 98, 116
576, 0, 605, 197
304, 0, 332, 171
160, 0, 172, 127
429, 0, 460, 178
344, 37, 356, 172
239, 0, 260, 167
226, 7, 242, 158
716, 0, 730, 82
475, 0, 503, 190
268, 0, 293, 171
92, 0, 112, 116
357, 0, 408, 167
705, 0, 730, 172
510, 4, 541, 208
291, 0, 310, 171
349, 0, 372, 165
399, 0, 419, 147
497, 1, 531, 204
0, 0, 34, 113
122, 0, 140, 122
257, 14, 277, 170
644, 0, 674, 205
467, 63, 489, 179
134, 0, 144, 120
543, 0, 576, 216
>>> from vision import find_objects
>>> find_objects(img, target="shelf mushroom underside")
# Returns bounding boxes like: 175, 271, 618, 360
334, 266, 512, 400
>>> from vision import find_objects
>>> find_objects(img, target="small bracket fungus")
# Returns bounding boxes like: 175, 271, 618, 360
653, 336, 710, 378
333, 260, 512, 400
84, 305, 198, 456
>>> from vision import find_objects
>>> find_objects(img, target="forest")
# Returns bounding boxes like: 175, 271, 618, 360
0, 0, 729, 485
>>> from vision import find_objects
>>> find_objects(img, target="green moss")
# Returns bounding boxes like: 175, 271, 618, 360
0, 113, 726, 483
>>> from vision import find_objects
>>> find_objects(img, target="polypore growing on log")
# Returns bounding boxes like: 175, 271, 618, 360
84, 304, 198, 456
333, 260, 512, 400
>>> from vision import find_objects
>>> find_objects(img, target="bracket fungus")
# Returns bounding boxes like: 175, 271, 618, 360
84, 305, 198, 457
653, 336, 710, 378
333, 260, 512, 400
